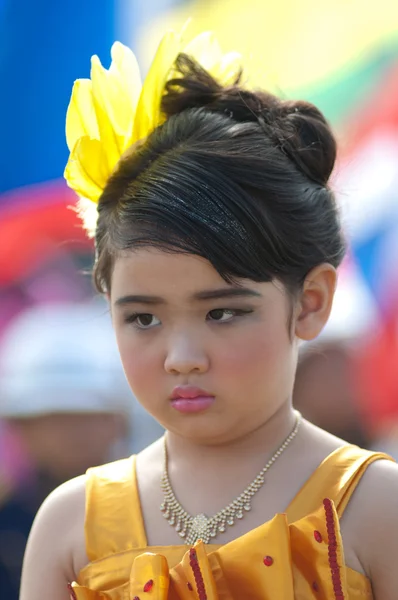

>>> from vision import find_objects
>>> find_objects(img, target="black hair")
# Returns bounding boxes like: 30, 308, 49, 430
94, 54, 346, 297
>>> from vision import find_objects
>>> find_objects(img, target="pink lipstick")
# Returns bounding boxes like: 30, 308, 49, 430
170, 386, 215, 414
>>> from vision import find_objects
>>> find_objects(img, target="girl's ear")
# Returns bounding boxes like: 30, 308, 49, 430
294, 264, 337, 341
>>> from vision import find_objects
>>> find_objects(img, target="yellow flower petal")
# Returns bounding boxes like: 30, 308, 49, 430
110, 41, 142, 116
184, 33, 243, 85
90, 54, 129, 171
183, 31, 223, 72
66, 79, 99, 152
131, 30, 182, 144
214, 51, 243, 85
64, 136, 108, 202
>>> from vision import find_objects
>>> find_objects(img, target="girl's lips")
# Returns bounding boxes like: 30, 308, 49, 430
170, 396, 215, 413
171, 385, 213, 400
170, 386, 215, 413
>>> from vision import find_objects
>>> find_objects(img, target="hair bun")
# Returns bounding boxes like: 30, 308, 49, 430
163, 54, 336, 186
270, 100, 336, 185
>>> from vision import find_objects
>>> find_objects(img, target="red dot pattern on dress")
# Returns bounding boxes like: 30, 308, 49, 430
133, 597, 140, 600
67, 583, 77, 600
314, 530, 323, 543
187, 582, 193, 591
143, 579, 154, 592
189, 548, 208, 600
312, 581, 319, 592
323, 498, 345, 599
263, 556, 274, 566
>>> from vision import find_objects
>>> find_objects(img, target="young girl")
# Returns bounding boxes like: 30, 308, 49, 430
20, 30, 398, 600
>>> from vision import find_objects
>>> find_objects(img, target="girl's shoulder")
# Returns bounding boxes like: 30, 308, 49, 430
305, 422, 398, 598
20, 474, 88, 600
21, 451, 147, 600
341, 458, 398, 599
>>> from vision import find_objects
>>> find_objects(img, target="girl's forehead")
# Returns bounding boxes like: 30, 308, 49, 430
111, 250, 229, 302
111, 249, 282, 306
113, 249, 225, 286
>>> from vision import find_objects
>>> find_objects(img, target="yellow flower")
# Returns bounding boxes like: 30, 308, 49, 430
64, 28, 243, 234
64, 40, 144, 202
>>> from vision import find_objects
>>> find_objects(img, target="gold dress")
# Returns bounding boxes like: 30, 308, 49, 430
70, 446, 392, 599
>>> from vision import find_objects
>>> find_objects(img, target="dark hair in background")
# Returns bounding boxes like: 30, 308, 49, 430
94, 55, 346, 297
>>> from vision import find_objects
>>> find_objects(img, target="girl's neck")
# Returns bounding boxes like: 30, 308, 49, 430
165, 402, 298, 476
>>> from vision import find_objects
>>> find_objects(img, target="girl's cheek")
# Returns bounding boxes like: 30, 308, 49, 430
119, 342, 163, 393
216, 327, 287, 372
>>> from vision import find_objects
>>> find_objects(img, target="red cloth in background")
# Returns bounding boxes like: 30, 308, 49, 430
354, 316, 398, 434
0, 180, 91, 285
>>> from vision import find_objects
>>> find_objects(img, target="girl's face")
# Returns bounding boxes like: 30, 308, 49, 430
111, 249, 300, 445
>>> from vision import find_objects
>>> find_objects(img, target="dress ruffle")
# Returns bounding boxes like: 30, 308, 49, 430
69, 498, 348, 600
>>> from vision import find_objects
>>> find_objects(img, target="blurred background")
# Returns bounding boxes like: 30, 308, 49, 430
1, 0, 398, 597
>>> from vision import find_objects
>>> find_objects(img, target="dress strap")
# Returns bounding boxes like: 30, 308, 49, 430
84, 455, 147, 561
286, 445, 393, 523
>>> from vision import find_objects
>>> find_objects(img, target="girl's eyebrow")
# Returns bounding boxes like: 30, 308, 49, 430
193, 287, 262, 301
114, 294, 165, 306
114, 287, 262, 307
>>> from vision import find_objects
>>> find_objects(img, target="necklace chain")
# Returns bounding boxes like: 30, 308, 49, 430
160, 411, 302, 544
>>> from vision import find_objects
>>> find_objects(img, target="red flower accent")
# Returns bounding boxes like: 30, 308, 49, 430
143, 579, 154, 592
314, 530, 323, 543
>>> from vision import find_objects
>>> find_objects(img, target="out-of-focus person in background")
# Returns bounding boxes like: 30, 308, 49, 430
0, 301, 162, 600
293, 264, 398, 455
294, 342, 371, 448
293, 267, 378, 448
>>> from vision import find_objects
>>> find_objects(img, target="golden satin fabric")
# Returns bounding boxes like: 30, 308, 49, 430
71, 446, 392, 599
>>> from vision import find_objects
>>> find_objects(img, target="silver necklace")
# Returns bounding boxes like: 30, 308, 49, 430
160, 411, 302, 544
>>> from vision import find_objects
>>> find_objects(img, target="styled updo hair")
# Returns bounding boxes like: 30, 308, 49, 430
94, 54, 346, 296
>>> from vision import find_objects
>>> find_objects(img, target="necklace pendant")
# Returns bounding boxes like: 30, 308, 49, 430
190, 513, 210, 543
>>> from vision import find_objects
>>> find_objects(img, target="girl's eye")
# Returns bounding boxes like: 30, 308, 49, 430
126, 313, 161, 329
207, 308, 251, 322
